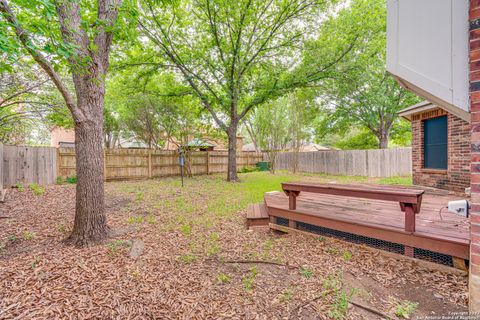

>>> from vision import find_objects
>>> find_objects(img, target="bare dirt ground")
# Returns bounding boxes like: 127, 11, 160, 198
0, 173, 468, 319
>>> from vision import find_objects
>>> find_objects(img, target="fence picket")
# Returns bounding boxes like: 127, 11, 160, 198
272, 148, 411, 177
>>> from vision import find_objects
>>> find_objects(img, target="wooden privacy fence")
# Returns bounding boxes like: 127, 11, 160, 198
57, 148, 263, 181
1, 144, 57, 187
272, 148, 412, 177
1, 144, 411, 186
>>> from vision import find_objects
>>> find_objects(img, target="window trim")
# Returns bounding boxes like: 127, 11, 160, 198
422, 115, 448, 171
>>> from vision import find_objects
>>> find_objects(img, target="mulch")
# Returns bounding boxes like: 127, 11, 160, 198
0, 181, 468, 319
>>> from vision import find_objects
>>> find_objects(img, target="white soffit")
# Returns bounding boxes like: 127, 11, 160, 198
387, 0, 469, 114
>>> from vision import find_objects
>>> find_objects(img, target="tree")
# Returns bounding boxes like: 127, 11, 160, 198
286, 90, 316, 172
246, 90, 316, 172
310, 0, 419, 149
136, 0, 345, 181
106, 67, 216, 150
250, 97, 290, 174
0, 0, 124, 245
0, 66, 64, 144
103, 103, 121, 148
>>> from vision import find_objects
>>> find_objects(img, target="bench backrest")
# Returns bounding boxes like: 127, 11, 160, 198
282, 182, 424, 205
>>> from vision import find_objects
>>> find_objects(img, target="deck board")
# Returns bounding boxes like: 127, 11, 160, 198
265, 191, 470, 246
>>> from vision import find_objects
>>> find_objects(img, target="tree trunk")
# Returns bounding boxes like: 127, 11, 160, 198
227, 125, 239, 182
268, 150, 277, 174
378, 130, 389, 149
67, 92, 109, 246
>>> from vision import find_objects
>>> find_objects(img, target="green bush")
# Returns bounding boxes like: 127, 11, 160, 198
238, 166, 260, 173
56, 176, 64, 185
28, 184, 45, 196
66, 175, 77, 184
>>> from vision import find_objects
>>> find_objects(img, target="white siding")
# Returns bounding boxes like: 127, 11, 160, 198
387, 0, 469, 113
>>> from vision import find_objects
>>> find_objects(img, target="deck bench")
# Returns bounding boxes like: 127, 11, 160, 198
281, 182, 425, 256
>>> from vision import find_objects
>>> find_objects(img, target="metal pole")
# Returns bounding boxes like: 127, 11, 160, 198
180, 161, 184, 187
178, 148, 184, 187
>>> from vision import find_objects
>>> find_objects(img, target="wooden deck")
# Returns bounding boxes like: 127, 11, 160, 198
264, 189, 470, 260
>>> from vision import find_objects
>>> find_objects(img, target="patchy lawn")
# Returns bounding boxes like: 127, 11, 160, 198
0, 172, 466, 319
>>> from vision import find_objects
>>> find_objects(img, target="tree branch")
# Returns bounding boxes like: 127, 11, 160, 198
0, 0, 83, 121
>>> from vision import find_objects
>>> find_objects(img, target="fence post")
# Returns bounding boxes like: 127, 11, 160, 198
56, 148, 61, 179
148, 149, 152, 178
206, 151, 210, 175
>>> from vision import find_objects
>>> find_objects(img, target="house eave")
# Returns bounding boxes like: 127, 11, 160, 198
398, 101, 438, 121
393, 75, 471, 123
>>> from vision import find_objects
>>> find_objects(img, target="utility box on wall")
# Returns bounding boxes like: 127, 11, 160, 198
386, 0, 470, 121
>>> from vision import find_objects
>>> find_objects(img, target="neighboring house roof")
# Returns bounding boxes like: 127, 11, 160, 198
122, 141, 149, 148
242, 143, 259, 152
117, 136, 149, 148
59, 142, 75, 148
184, 138, 216, 148
297, 142, 330, 152
50, 127, 75, 148
243, 142, 329, 152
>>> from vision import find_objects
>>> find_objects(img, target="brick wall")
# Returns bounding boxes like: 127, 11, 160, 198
411, 109, 470, 194
470, 0, 480, 312
50, 127, 75, 148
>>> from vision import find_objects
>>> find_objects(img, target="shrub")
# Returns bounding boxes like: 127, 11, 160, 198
238, 166, 260, 173
66, 175, 77, 184
56, 176, 64, 185
28, 184, 45, 196
14, 183, 24, 192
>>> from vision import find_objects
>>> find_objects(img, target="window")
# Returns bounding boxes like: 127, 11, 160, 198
423, 116, 447, 170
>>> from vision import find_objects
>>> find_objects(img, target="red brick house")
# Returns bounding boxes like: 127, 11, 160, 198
387, 0, 480, 310
398, 101, 471, 194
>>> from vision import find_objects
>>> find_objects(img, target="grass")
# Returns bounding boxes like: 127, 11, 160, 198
329, 289, 356, 320
319, 271, 358, 320
395, 300, 418, 319
377, 176, 412, 185
56, 176, 77, 184
14, 182, 24, 192
242, 266, 258, 292
127, 215, 144, 225
217, 273, 231, 284
279, 286, 294, 303
300, 267, 313, 279
22, 231, 35, 241
178, 254, 197, 264
110, 171, 412, 266
322, 273, 342, 291
106, 239, 132, 255
342, 250, 352, 261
